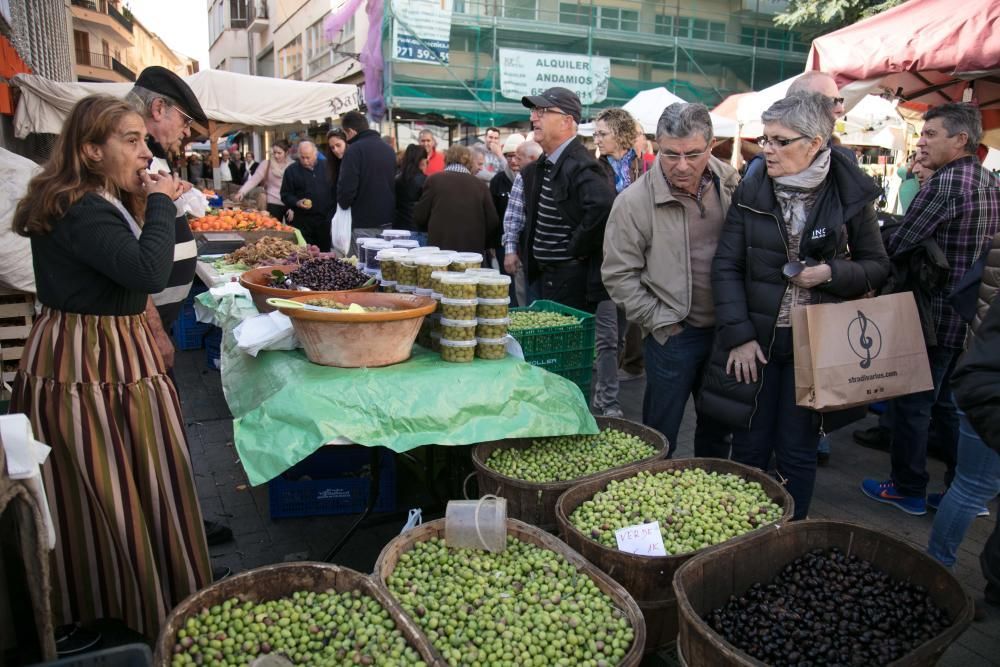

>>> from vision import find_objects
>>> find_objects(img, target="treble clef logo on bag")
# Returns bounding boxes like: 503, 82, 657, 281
847, 310, 882, 369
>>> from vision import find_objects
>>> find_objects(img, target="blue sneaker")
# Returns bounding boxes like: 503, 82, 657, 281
861, 479, 927, 516
926, 491, 990, 517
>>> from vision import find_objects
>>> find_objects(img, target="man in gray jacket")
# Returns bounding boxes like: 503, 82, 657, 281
602, 103, 738, 457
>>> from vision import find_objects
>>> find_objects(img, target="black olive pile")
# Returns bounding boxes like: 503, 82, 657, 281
271, 258, 369, 291
708, 548, 951, 666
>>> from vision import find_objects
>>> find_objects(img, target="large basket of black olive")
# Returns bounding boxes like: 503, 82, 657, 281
374, 517, 647, 667
273, 292, 436, 368
471, 417, 667, 531
239, 259, 376, 313
153, 562, 437, 666
673, 519, 974, 667
555, 458, 794, 653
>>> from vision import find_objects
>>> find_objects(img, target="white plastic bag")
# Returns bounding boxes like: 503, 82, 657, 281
400, 508, 423, 534
331, 206, 352, 257
174, 188, 210, 218
233, 311, 300, 356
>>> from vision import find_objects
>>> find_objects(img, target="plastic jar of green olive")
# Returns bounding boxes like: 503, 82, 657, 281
440, 318, 478, 341
449, 252, 484, 272
477, 274, 512, 299
465, 267, 500, 278
397, 284, 415, 294
475, 337, 507, 360
408, 245, 440, 255
476, 317, 510, 339
415, 254, 453, 289
440, 297, 478, 320
375, 248, 408, 283
440, 338, 476, 362
397, 257, 418, 287
477, 296, 510, 320
379, 279, 397, 294
414, 287, 434, 298
440, 273, 479, 299
430, 270, 450, 294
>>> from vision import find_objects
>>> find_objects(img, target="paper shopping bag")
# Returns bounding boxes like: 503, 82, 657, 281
793, 292, 934, 412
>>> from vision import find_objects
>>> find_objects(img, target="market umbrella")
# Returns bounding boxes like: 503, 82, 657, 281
806, 0, 1000, 145
578, 87, 737, 137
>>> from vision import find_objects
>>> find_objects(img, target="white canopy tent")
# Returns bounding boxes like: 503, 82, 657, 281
579, 87, 738, 138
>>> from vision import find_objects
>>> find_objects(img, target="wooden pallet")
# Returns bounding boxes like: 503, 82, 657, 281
0, 289, 33, 399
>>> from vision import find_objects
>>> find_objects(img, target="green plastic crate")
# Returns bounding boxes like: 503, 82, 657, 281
510, 301, 595, 400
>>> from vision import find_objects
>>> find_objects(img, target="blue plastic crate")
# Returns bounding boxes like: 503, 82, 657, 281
204, 327, 221, 370
269, 446, 396, 518
30, 643, 152, 666
172, 302, 211, 351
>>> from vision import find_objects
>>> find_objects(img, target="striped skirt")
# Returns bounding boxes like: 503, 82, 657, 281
9, 307, 212, 638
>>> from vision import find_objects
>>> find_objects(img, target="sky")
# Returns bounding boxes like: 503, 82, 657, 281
125, 0, 211, 69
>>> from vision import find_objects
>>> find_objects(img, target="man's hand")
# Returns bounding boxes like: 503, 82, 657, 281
489, 140, 504, 158
504, 253, 521, 274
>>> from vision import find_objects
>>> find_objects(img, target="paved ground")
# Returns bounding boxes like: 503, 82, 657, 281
175, 348, 1000, 666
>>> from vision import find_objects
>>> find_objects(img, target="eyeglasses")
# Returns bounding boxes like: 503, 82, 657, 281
756, 135, 810, 148
660, 149, 710, 163
830, 96, 845, 106
530, 106, 569, 118
171, 105, 194, 129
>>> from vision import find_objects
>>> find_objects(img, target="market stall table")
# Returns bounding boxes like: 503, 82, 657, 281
195, 290, 599, 555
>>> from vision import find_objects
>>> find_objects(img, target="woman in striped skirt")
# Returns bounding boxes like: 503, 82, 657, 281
9, 95, 211, 638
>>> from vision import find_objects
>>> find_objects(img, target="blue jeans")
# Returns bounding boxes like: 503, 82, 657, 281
927, 414, 1000, 567
890, 346, 961, 497
643, 325, 729, 459
731, 328, 818, 520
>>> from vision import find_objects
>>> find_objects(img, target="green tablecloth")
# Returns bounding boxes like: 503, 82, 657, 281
196, 292, 598, 486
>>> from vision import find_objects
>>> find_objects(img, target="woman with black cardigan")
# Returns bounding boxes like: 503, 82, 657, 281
10, 95, 211, 638
395, 144, 427, 230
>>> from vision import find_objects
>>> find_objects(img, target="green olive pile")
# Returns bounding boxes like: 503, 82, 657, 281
388, 536, 635, 667
485, 428, 656, 483
570, 469, 783, 554
304, 298, 393, 312
169, 589, 427, 667
509, 311, 579, 331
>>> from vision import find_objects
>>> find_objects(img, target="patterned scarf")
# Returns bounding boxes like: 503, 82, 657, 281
606, 149, 637, 193
772, 148, 831, 235
445, 163, 471, 175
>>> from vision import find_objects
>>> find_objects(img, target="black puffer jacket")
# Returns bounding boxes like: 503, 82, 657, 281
699, 148, 890, 429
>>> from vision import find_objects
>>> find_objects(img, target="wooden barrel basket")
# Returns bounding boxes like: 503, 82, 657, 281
673, 519, 975, 667
471, 416, 668, 531
152, 562, 437, 666
373, 517, 648, 667
555, 458, 794, 654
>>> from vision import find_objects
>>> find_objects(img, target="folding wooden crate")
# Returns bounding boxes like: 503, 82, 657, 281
0, 289, 34, 399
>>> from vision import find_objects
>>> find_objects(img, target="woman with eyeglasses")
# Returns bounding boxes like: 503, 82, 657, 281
700, 92, 890, 520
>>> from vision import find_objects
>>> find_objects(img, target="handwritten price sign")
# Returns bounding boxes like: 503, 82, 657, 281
614, 521, 667, 556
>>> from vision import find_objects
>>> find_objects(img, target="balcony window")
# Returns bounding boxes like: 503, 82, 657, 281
209, 0, 225, 43
559, 3, 594, 26
503, 0, 536, 20
231, 0, 248, 28
279, 36, 303, 80
558, 4, 636, 31
676, 17, 726, 41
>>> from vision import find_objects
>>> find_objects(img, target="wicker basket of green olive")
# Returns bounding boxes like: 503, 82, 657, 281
440, 297, 478, 320
475, 337, 507, 360
440, 318, 477, 341
477, 297, 510, 320
477, 274, 511, 299
439, 338, 476, 362
476, 317, 509, 339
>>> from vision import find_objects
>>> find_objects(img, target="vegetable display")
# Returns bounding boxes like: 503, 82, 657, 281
484, 428, 656, 483
169, 589, 427, 666
708, 548, 951, 666
270, 258, 370, 292
387, 536, 635, 667
190, 210, 296, 233
569, 469, 783, 554
223, 238, 319, 267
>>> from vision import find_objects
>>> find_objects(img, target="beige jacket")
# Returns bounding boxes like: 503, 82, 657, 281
602, 155, 739, 343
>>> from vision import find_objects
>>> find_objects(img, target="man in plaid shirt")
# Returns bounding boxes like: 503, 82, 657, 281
863, 103, 1000, 516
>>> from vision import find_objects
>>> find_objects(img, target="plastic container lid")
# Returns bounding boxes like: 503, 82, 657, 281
397, 285, 416, 293
454, 252, 484, 264
379, 279, 397, 287
430, 270, 450, 280
381, 229, 412, 239
440, 273, 479, 286
375, 248, 409, 261
477, 296, 511, 305
392, 239, 420, 249
439, 338, 478, 348
363, 267, 379, 276
408, 246, 441, 254
477, 274, 512, 286
465, 268, 501, 276
477, 317, 511, 325
440, 318, 478, 327
414, 287, 434, 297
431, 292, 443, 300
415, 254, 453, 267
363, 239, 393, 249
477, 336, 510, 345
440, 297, 479, 306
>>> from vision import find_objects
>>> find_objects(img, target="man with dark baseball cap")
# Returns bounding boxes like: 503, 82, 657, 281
133, 65, 207, 126
502, 86, 613, 311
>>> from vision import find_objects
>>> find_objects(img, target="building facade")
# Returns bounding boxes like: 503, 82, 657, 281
70, 0, 197, 84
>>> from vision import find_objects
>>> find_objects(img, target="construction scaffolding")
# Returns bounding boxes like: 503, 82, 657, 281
383, 0, 809, 126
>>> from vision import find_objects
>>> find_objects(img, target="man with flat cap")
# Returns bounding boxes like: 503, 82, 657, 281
126, 67, 235, 557
505, 87, 615, 311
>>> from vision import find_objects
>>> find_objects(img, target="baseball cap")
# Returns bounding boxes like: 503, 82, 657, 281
134, 66, 207, 124
501, 133, 525, 154
521, 87, 582, 123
